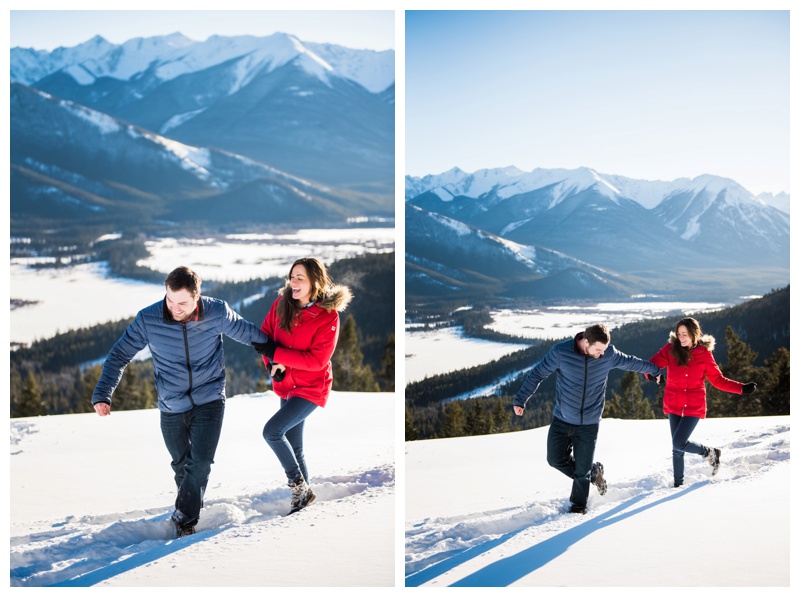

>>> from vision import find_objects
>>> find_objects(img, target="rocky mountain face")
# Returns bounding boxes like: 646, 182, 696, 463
10, 32, 395, 236
406, 167, 789, 303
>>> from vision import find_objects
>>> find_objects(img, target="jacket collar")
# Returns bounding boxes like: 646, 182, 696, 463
573, 332, 585, 354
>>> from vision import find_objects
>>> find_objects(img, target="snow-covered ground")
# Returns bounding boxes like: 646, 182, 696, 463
487, 300, 730, 340
405, 415, 789, 587
10, 391, 396, 587
137, 228, 395, 283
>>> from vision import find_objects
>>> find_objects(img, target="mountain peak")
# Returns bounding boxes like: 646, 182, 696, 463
10, 32, 394, 93
406, 165, 773, 212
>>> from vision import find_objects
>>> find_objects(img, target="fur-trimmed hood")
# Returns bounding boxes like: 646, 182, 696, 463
280, 281, 352, 313
669, 331, 716, 351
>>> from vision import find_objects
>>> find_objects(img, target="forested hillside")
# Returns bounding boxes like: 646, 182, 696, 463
406, 287, 789, 441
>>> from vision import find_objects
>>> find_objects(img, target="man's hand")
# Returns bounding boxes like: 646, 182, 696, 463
513, 405, 524, 417
94, 402, 111, 416
252, 339, 278, 360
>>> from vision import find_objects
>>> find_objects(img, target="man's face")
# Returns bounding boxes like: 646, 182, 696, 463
166, 287, 199, 322
586, 341, 609, 359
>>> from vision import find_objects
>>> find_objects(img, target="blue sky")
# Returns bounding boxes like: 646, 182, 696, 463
406, 10, 789, 195
9, 9, 394, 52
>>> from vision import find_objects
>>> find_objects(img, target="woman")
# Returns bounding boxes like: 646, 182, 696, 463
255, 257, 352, 514
649, 317, 756, 487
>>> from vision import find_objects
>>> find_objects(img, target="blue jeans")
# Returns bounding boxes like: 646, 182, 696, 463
546, 416, 599, 509
263, 397, 318, 483
160, 399, 225, 526
669, 413, 707, 484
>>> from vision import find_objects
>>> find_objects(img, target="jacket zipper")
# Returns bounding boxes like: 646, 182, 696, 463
182, 322, 195, 406
580, 357, 587, 425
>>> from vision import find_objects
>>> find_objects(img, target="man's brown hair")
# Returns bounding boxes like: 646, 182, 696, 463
164, 266, 201, 296
584, 323, 610, 345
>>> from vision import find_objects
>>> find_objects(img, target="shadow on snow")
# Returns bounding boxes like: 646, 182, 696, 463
406, 482, 707, 587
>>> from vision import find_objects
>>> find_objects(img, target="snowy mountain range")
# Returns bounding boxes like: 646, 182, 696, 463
406, 203, 633, 301
11, 32, 394, 94
11, 32, 395, 194
406, 167, 789, 303
11, 83, 378, 234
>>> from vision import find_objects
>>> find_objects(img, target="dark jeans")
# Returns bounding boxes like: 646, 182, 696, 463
263, 396, 318, 483
547, 416, 599, 509
160, 399, 225, 526
668, 413, 707, 484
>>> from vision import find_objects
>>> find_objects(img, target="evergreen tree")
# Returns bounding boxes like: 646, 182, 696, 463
332, 314, 380, 391
707, 327, 760, 417
9, 367, 23, 414
377, 333, 395, 391
405, 405, 419, 441
759, 347, 789, 416
442, 400, 466, 437
431, 403, 446, 439
81, 364, 103, 413
491, 399, 512, 433
464, 400, 488, 436
604, 371, 654, 419
256, 376, 269, 393
14, 372, 46, 417
114, 365, 155, 411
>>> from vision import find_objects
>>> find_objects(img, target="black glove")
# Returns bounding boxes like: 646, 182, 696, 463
645, 373, 664, 385
252, 339, 278, 360
271, 364, 286, 383
742, 382, 757, 395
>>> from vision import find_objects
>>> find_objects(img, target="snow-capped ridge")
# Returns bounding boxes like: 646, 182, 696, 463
757, 191, 790, 214
406, 166, 622, 206
407, 166, 775, 212
11, 31, 394, 94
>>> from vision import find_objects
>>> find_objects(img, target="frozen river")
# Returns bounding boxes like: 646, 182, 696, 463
10, 228, 394, 346
405, 300, 730, 385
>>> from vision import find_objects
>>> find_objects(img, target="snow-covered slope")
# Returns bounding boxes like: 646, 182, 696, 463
406, 416, 789, 587
10, 392, 395, 587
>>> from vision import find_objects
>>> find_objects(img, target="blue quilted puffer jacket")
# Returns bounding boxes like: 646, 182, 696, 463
92, 296, 268, 413
513, 333, 659, 425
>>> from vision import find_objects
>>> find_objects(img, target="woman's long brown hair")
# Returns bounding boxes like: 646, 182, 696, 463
670, 317, 702, 366
276, 257, 332, 332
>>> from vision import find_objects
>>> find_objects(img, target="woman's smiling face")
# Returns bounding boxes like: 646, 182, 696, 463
290, 264, 313, 306
676, 325, 693, 348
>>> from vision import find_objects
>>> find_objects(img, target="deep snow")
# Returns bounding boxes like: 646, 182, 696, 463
9, 391, 395, 587
405, 415, 789, 587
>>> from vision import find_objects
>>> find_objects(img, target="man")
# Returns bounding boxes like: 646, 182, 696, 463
92, 266, 268, 537
513, 324, 659, 514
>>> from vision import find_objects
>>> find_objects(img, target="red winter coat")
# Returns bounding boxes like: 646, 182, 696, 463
260, 284, 352, 407
649, 333, 744, 418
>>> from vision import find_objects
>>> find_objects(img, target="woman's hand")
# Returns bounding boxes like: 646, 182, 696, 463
271, 363, 286, 382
